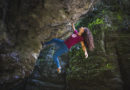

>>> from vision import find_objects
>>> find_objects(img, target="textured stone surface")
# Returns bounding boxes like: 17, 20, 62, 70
25, 45, 69, 90
0, 0, 97, 89
0, 0, 130, 90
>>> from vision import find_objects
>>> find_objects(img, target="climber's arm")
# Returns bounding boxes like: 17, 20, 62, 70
80, 41, 88, 58
72, 23, 76, 31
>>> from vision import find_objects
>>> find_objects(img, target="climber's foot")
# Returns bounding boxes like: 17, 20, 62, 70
41, 41, 46, 48
57, 67, 61, 74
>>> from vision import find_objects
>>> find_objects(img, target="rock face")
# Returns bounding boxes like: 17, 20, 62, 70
0, 0, 98, 89
25, 45, 69, 90
0, 0, 130, 90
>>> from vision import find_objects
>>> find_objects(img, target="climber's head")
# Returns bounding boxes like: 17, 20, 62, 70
81, 27, 95, 51
79, 27, 85, 35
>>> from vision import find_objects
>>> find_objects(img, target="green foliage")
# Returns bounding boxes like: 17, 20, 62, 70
88, 18, 104, 35
67, 9, 118, 81
88, 18, 104, 30
117, 13, 123, 21
67, 46, 115, 81
67, 1, 130, 81
67, 41, 116, 81
74, 10, 105, 35
67, 1, 130, 89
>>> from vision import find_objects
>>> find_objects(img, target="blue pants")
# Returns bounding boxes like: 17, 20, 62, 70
44, 38, 69, 68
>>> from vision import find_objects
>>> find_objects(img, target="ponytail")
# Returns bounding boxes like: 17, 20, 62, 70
82, 28, 95, 51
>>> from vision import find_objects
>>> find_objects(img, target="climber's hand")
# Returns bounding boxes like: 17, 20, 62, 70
85, 51, 88, 58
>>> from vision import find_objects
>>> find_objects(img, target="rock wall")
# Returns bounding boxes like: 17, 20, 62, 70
0, 0, 98, 89
0, 0, 130, 90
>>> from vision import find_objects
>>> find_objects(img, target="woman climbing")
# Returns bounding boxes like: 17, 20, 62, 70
41, 23, 95, 73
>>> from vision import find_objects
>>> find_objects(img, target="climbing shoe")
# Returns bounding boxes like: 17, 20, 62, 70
57, 67, 61, 74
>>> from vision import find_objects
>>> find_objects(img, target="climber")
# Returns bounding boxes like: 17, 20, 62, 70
41, 23, 95, 73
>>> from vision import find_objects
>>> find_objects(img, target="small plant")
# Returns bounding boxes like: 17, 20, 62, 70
88, 18, 104, 30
